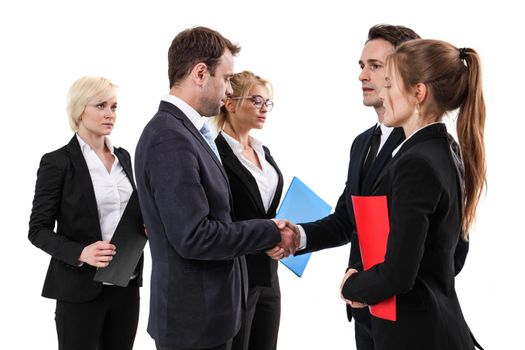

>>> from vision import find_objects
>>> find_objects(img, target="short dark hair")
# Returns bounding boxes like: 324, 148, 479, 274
367, 24, 420, 48
168, 26, 241, 88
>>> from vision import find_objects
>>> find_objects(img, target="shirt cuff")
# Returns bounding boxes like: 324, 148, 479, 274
297, 225, 307, 250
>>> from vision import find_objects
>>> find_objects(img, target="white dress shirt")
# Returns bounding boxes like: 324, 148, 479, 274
221, 131, 278, 212
378, 123, 394, 154
76, 134, 133, 242
162, 94, 211, 142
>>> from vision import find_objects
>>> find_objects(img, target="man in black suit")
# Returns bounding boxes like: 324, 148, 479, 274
270, 25, 421, 350
134, 27, 298, 350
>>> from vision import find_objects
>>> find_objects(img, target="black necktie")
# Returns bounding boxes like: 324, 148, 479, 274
361, 126, 382, 181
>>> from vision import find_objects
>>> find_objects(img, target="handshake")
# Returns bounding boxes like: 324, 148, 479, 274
266, 219, 301, 260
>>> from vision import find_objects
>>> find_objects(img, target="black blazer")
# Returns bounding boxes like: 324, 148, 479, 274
342, 124, 475, 350
298, 125, 468, 321
298, 126, 404, 321
134, 101, 281, 349
28, 136, 144, 303
215, 132, 283, 287
299, 126, 405, 258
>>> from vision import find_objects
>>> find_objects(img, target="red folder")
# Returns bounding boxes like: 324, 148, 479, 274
351, 195, 396, 321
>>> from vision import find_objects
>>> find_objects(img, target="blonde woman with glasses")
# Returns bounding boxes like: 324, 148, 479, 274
215, 71, 283, 350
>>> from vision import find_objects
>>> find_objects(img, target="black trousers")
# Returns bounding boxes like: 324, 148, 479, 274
232, 276, 281, 350
55, 285, 139, 350
156, 339, 232, 350
354, 320, 374, 350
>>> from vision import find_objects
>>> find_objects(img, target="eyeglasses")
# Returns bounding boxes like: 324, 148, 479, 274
230, 95, 274, 112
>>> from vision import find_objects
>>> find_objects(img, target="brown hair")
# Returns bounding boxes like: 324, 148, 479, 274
388, 39, 486, 238
367, 24, 420, 47
168, 26, 241, 88
215, 71, 272, 130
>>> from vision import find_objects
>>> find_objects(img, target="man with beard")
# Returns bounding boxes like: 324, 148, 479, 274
135, 26, 297, 350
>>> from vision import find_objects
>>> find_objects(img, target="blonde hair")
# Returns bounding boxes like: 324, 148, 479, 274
66, 76, 118, 132
215, 71, 272, 130
388, 39, 486, 239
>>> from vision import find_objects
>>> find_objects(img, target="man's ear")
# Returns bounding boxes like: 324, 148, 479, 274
191, 62, 208, 86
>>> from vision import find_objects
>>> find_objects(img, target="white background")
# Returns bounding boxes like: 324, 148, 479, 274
1, 0, 522, 348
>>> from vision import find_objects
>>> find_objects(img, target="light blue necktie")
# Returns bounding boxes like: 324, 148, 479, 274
200, 123, 221, 162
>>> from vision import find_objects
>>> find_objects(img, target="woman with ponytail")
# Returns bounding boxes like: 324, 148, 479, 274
340, 39, 485, 350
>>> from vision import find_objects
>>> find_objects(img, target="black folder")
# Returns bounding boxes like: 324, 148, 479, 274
94, 192, 147, 287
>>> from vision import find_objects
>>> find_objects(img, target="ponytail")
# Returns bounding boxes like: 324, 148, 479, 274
456, 48, 486, 239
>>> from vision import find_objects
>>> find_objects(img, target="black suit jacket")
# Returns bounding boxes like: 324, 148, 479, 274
342, 124, 474, 350
298, 126, 404, 321
134, 101, 281, 349
298, 125, 468, 322
215, 132, 283, 287
299, 125, 404, 255
28, 136, 144, 303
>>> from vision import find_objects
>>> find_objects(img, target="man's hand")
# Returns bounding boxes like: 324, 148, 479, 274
266, 219, 300, 259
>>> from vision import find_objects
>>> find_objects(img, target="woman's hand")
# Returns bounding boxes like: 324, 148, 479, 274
78, 240, 116, 268
340, 268, 367, 308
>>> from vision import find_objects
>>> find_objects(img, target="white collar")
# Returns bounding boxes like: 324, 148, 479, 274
76, 133, 115, 154
162, 94, 206, 131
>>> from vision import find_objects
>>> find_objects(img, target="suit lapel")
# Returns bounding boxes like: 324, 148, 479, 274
361, 127, 405, 194
370, 124, 448, 192
351, 125, 376, 195
159, 101, 230, 184
114, 148, 136, 191
216, 133, 267, 216
65, 136, 102, 238
186, 120, 225, 171
264, 146, 283, 217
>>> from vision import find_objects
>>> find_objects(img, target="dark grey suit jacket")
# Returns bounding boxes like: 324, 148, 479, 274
134, 101, 281, 349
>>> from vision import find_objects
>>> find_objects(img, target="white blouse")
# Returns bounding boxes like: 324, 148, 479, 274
221, 131, 279, 212
76, 134, 133, 242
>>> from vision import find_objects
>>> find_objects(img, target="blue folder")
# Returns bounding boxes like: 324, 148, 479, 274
275, 177, 332, 277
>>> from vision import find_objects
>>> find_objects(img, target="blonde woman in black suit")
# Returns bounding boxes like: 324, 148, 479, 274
214, 71, 283, 350
340, 40, 486, 350
29, 76, 144, 350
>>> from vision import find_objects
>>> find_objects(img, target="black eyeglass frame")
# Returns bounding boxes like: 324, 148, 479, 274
230, 95, 274, 111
